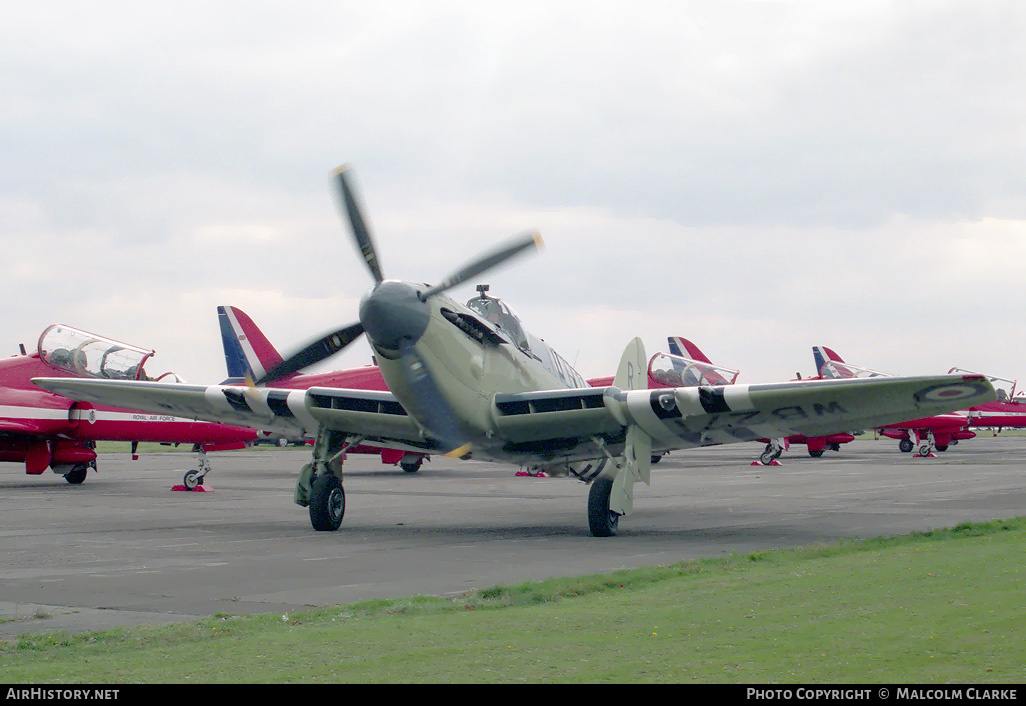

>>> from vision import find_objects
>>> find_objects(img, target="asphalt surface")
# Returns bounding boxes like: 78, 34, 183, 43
1, 436, 1023, 637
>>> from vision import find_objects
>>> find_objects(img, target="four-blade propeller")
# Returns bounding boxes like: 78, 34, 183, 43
254, 164, 542, 452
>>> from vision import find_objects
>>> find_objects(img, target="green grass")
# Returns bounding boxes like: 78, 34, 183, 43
3, 518, 1024, 683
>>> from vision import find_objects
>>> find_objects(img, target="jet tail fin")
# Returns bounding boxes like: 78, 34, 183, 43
813, 345, 890, 380
813, 346, 845, 377
667, 336, 713, 364
217, 306, 285, 382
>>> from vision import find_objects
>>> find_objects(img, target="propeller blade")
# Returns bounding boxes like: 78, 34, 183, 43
418, 230, 543, 301
255, 321, 365, 385
333, 165, 384, 284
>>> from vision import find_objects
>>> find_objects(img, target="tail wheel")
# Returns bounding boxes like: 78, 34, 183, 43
587, 477, 620, 537
309, 473, 345, 531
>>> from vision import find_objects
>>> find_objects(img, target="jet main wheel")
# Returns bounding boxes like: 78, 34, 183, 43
64, 463, 90, 485
400, 458, 423, 473
808, 449, 824, 458
587, 476, 620, 537
309, 473, 346, 531
899, 439, 914, 453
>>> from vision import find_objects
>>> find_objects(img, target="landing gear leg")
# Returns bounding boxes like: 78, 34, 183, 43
587, 425, 651, 537
296, 427, 349, 531
914, 431, 936, 458
182, 447, 212, 490
758, 438, 786, 465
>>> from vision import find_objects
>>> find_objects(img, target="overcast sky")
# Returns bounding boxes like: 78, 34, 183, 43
2, 1, 1025, 388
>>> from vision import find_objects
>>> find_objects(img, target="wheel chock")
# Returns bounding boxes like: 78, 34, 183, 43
171, 484, 214, 492
750, 460, 783, 466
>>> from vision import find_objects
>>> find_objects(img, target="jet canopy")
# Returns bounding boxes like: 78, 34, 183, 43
38, 324, 156, 380
949, 368, 1019, 401
466, 289, 529, 350
649, 352, 740, 387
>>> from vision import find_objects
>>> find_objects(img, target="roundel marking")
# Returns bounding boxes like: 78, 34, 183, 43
915, 382, 989, 403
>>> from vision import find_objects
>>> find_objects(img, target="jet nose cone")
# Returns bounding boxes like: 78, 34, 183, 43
359, 280, 430, 351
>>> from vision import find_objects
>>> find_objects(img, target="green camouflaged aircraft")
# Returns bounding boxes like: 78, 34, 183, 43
35, 166, 997, 536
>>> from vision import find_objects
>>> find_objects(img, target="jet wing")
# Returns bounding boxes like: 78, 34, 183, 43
489, 375, 996, 458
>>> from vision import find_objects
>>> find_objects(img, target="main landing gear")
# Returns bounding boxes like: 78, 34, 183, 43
175, 447, 213, 491
62, 461, 94, 485
587, 476, 620, 537
295, 428, 350, 531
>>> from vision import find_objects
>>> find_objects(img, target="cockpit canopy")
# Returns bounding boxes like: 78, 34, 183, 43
38, 324, 155, 380
649, 352, 740, 387
820, 361, 889, 380
466, 293, 529, 350
949, 368, 1019, 401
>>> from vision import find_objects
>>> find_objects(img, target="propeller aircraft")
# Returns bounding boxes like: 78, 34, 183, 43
35, 165, 999, 536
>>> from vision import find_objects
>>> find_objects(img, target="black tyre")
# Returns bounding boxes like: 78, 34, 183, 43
400, 458, 423, 473
64, 464, 89, 485
309, 474, 345, 531
808, 449, 824, 458
899, 439, 914, 453
587, 476, 620, 537
935, 444, 948, 452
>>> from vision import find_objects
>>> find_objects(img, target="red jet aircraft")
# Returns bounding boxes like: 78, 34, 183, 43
0, 323, 258, 486
217, 305, 429, 472
948, 368, 1026, 432
814, 346, 975, 456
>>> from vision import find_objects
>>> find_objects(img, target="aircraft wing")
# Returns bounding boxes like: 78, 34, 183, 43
30, 378, 428, 447
489, 375, 996, 458
35, 374, 995, 462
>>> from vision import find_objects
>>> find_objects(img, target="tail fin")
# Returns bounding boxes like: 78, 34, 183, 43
657, 337, 739, 387
812, 346, 844, 377
667, 336, 713, 364
217, 306, 285, 381
813, 345, 889, 379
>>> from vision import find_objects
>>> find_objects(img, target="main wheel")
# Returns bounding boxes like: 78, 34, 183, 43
587, 476, 620, 537
400, 457, 423, 473
64, 463, 89, 485
899, 438, 914, 453
309, 474, 345, 531
808, 449, 824, 458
